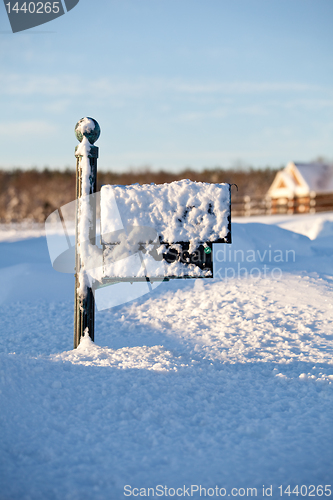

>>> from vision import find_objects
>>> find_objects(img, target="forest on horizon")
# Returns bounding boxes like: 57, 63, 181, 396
0, 166, 279, 222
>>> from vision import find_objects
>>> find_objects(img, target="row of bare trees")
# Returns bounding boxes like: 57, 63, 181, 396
0, 167, 278, 223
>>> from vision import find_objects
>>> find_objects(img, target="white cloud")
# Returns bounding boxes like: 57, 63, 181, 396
170, 81, 322, 94
176, 104, 268, 122
0, 120, 57, 137
0, 73, 327, 99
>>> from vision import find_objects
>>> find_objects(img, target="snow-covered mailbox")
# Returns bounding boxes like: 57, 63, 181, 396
72, 118, 231, 348
100, 181, 231, 281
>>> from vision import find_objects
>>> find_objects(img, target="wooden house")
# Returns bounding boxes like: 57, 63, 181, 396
267, 162, 333, 214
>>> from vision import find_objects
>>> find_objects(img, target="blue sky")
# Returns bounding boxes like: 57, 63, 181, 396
1, 0, 333, 172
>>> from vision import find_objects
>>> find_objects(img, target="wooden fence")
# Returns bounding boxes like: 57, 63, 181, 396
231, 192, 333, 217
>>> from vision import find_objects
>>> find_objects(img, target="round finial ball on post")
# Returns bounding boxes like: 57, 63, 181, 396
75, 117, 100, 144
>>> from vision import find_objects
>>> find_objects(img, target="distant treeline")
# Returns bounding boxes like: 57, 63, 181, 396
0, 167, 278, 222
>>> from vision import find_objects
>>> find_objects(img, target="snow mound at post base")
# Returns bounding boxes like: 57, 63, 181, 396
51, 334, 181, 371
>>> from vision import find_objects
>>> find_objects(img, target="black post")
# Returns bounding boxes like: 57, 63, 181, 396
74, 118, 100, 348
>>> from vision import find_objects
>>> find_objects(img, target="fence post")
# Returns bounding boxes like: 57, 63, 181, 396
265, 196, 272, 215
74, 117, 100, 349
310, 191, 316, 213
244, 195, 251, 216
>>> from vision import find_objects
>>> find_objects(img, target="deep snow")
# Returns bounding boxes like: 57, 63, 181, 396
0, 212, 332, 499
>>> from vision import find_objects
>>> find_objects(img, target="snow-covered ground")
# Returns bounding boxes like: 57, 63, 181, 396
0, 212, 332, 499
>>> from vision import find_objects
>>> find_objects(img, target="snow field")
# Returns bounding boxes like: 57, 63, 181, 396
0, 213, 332, 499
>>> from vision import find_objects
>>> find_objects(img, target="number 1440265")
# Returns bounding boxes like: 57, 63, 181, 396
5, 2, 60, 14
278, 485, 331, 497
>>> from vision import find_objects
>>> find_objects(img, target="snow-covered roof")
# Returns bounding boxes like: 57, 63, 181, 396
268, 162, 333, 197
293, 162, 333, 193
